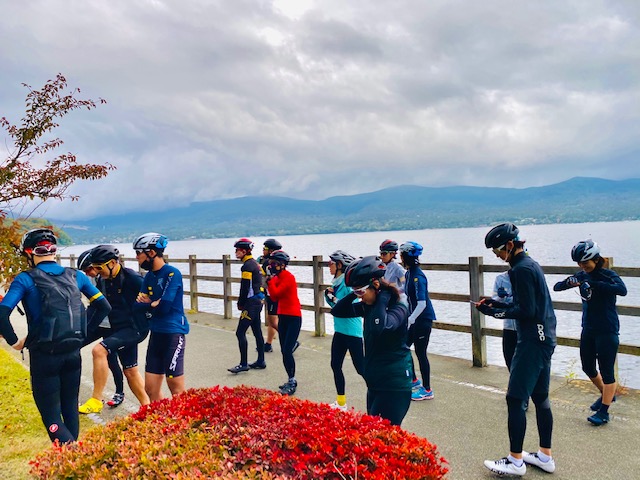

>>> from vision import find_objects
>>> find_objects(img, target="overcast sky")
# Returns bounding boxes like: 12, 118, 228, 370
1, 0, 639, 221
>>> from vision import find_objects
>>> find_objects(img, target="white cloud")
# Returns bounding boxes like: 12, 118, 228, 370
0, 0, 639, 220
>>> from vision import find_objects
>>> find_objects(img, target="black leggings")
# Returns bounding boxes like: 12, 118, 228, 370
580, 330, 619, 384
278, 314, 301, 378
235, 300, 265, 365
507, 394, 553, 452
367, 389, 412, 426
502, 329, 518, 372
409, 322, 432, 389
108, 352, 124, 394
331, 332, 364, 395
85, 326, 124, 394
29, 349, 82, 443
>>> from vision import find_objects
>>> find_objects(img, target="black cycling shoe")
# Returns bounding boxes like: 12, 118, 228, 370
249, 361, 266, 369
264, 343, 273, 353
228, 364, 250, 374
107, 393, 125, 408
279, 379, 297, 396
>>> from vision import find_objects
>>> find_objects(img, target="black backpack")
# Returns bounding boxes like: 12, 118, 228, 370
26, 267, 87, 354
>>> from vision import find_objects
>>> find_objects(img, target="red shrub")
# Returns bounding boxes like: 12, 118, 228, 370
31, 386, 448, 479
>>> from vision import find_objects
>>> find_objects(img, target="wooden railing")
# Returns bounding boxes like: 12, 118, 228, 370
60, 254, 640, 367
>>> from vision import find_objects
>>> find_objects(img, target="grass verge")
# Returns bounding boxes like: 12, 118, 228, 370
0, 347, 50, 479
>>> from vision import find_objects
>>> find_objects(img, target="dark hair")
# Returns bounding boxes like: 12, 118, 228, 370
595, 256, 605, 269
377, 278, 401, 302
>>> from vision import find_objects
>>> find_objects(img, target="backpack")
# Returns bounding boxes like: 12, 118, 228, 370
26, 267, 87, 354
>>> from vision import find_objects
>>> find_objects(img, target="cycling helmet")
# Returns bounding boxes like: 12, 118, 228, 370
133, 232, 168, 252
344, 256, 386, 287
91, 245, 120, 264
269, 250, 290, 265
571, 239, 601, 262
329, 250, 356, 268
399, 241, 423, 257
263, 238, 282, 250
484, 223, 520, 249
234, 238, 254, 251
20, 228, 57, 255
379, 239, 399, 252
77, 249, 94, 271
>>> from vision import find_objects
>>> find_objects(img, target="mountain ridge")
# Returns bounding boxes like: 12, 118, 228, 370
54, 177, 640, 244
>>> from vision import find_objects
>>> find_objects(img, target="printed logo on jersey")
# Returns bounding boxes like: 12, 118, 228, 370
49, 423, 59, 433
374, 318, 380, 325
537, 324, 546, 342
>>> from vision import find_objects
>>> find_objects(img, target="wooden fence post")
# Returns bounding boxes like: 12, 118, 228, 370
69, 254, 77, 268
312, 255, 326, 336
189, 254, 198, 313
469, 256, 487, 367
222, 254, 232, 319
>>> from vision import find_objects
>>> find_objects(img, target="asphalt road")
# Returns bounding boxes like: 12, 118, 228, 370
6, 311, 640, 479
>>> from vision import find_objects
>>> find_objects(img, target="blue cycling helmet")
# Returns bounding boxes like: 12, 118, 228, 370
133, 232, 168, 252
571, 239, 600, 262
400, 241, 423, 257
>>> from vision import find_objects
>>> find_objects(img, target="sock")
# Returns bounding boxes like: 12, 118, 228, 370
600, 404, 610, 414
537, 451, 551, 463
337, 395, 346, 407
507, 455, 523, 467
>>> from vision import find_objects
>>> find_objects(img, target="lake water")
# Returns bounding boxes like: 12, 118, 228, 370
59, 221, 640, 388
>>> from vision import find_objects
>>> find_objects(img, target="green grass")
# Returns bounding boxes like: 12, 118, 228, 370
0, 348, 52, 479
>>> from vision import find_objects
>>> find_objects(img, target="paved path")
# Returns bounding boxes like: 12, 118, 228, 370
7, 312, 640, 479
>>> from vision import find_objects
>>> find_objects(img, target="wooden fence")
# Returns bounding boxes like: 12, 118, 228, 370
61, 254, 640, 368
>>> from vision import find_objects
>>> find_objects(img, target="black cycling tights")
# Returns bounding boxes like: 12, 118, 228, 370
278, 314, 301, 379
236, 301, 265, 365
331, 332, 364, 395
29, 349, 82, 443
507, 394, 553, 453
367, 389, 412, 426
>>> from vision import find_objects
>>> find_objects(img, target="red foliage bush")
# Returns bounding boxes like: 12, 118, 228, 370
31, 386, 448, 479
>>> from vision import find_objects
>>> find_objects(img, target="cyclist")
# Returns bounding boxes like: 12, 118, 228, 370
228, 238, 266, 373
265, 250, 301, 395
0, 229, 110, 443
133, 232, 189, 401
324, 250, 363, 411
554, 240, 627, 426
400, 241, 436, 401
76, 248, 126, 410
379, 239, 405, 290
260, 238, 282, 352
476, 223, 557, 476
331, 256, 412, 426
78, 245, 150, 413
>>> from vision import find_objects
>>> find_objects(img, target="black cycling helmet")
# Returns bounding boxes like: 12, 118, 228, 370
263, 238, 282, 250
234, 238, 254, 251
269, 250, 290, 265
484, 223, 520, 249
20, 228, 57, 255
344, 255, 386, 287
571, 239, 601, 262
379, 239, 399, 252
329, 250, 356, 268
133, 232, 168, 252
91, 245, 120, 264
77, 249, 93, 271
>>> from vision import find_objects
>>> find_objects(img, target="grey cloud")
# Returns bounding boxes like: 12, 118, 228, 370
1, 0, 639, 220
